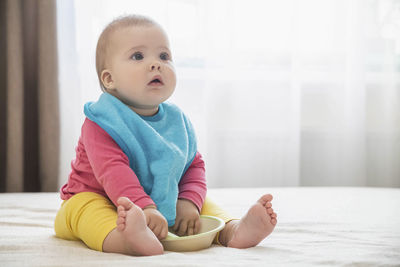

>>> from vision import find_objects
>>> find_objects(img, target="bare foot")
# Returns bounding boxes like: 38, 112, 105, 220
114, 197, 164, 256
219, 194, 277, 248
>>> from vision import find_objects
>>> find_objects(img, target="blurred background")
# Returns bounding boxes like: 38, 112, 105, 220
1, 0, 399, 191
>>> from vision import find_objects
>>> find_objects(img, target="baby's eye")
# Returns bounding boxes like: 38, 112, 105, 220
160, 52, 170, 61
131, 52, 144, 60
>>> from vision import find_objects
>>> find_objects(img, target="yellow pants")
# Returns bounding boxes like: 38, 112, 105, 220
54, 192, 235, 252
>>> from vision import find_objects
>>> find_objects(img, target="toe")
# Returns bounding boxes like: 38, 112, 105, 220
271, 218, 277, 225
271, 212, 277, 218
118, 205, 125, 212
116, 224, 125, 231
265, 202, 272, 208
116, 217, 126, 231
117, 217, 125, 225
267, 208, 273, 214
258, 194, 273, 205
118, 210, 127, 218
117, 197, 134, 210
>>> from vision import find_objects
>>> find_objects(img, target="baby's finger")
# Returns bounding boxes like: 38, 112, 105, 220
160, 225, 168, 240
177, 220, 188, 236
194, 218, 201, 235
187, 220, 195, 236
153, 224, 162, 239
148, 220, 156, 232
173, 219, 182, 233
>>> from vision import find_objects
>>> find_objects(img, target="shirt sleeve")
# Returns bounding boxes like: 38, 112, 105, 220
82, 118, 155, 209
178, 151, 207, 212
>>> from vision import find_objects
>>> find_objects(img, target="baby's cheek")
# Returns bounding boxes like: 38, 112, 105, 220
167, 66, 176, 82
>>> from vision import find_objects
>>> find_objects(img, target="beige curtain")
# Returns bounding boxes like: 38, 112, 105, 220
0, 0, 59, 192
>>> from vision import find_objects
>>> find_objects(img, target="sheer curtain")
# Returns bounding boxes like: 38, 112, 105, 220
56, 0, 400, 188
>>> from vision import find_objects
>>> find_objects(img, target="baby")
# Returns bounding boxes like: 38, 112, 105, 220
54, 14, 277, 256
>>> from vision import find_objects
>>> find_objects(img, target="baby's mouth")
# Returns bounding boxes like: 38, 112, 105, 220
148, 76, 164, 86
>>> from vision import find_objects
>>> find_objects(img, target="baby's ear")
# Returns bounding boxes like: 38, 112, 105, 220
101, 69, 115, 90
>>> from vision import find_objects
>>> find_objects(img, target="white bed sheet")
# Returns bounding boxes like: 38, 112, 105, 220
0, 187, 399, 266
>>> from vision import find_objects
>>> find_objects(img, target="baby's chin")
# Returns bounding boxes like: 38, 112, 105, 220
124, 101, 163, 116
117, 95, 160, 109
116, 90, 174, 112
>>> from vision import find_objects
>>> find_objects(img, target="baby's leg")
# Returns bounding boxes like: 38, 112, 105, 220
102, 197, 163, 256
54, 192, 163, 256
200, 196, 238, 245
219, 194, 277, 248
54, 192, 118, 251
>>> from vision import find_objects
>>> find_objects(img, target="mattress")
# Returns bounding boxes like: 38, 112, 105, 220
0, 187, 399, 266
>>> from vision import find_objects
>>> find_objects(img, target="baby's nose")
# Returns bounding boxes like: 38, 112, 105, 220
150, 62, 161, 71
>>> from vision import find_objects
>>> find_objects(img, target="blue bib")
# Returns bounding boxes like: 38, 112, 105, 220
84, 93, 197, 226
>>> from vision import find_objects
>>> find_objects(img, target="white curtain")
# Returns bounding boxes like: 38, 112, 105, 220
57, 0, 400, 188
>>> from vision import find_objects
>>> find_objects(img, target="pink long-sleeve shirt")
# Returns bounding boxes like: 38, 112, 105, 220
60, 118, 207, 211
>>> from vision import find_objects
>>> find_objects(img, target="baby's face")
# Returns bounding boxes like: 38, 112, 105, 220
103, 25, 176, 115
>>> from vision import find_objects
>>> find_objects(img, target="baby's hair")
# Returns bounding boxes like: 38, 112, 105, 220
95, 14, 161, 91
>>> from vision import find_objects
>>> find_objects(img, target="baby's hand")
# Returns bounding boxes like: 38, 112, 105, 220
143, 205, 168, 240
173, 199, 201, 236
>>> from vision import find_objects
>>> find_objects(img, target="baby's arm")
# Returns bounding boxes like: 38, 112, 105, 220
82, 119, 168, 238
82, 119, 155, 208
142, 205, 168, 240
174, 198, 200, 236
174, 152, 207, 236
